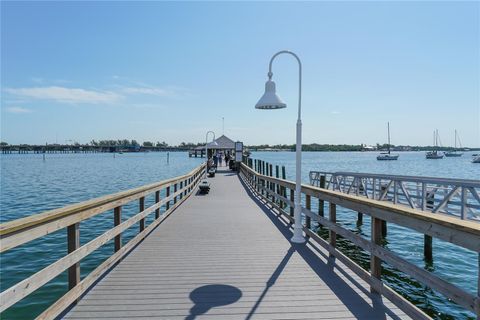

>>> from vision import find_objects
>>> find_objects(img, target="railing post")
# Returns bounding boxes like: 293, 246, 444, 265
166, 186, 171, 210
371, 216, 383, 294
155, 191, 160, 219
477, 253, 480, 319
114, 206, 122, 251
269, 163, 274, 202
319, 176, 325, 217
179, 181, 183, 200
67, 223, 80, 290
282, 166, 286, 209
139, 197, 145, 232
329, 203, 336, 257
265, 162, 270, 198
306, 194, 311, 229
276, 165, 281, 208
174, 183, 177, 204
290, 188, 294, 217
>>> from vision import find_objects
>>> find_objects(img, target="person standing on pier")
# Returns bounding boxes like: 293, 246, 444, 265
225, 154, 229, 167
218, 152, 223, 167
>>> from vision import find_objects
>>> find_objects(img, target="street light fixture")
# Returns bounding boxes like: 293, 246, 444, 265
255, 50, 305, 244
205, 131, 216, 177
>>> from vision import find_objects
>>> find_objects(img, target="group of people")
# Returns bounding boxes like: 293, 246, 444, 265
207, 152, 232, 170
214, 152, 231, 167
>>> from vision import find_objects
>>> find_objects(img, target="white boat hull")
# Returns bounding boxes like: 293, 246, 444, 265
426, 152, 444, 159
377, 154, 399, 161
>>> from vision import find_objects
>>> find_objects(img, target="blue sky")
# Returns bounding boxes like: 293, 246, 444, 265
1, 1, 479, 147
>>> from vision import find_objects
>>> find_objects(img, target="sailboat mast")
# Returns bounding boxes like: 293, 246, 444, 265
454, 129, 457, 150
387, 122, 391, 154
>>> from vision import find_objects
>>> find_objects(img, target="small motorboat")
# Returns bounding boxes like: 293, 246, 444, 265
473, 156, 480, 163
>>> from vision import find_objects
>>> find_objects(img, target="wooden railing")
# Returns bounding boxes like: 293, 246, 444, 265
239, 162, 480, 319
0, 163, 205, 319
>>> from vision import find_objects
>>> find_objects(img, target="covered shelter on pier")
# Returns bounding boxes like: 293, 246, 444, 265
189, 135, 236, 158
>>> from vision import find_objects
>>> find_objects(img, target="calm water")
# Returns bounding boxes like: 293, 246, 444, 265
0, 151, 478, 319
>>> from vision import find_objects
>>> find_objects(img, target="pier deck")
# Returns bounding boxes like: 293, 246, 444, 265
64, 170, 409, 320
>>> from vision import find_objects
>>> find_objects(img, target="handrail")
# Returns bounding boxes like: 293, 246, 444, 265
240, 162, 480, 318
309, 170, 480, 221
0, 163, 205, 318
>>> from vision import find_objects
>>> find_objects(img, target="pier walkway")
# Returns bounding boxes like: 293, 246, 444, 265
64, 170, 408, 320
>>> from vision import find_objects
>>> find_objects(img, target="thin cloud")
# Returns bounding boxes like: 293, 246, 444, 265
4, 86, 122, 104
120, 85, 190, 98
5, 107, 33, 114
330, 110, 341, 115
122, 87, 172, 97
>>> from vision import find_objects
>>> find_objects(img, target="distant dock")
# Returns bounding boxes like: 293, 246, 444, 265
0, 144, 188, 154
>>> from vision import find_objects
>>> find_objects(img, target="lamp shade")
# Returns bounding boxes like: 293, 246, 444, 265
255, 80, 286, 110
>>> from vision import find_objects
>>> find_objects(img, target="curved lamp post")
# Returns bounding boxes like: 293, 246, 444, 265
205, 131, 216, 177
255, 50, 305, 244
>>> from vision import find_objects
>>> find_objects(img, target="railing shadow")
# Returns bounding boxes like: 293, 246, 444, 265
185, 284, 242, 320
238, 174, 400, 320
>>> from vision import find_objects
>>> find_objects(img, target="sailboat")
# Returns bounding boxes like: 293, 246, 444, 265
377, 122, 399, 160
444, 130, 463, 157
426, 129, 444, 159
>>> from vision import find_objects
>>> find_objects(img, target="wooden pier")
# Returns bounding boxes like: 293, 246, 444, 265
0, 162, 479, 319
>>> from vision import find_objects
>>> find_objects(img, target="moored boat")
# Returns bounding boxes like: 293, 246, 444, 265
377, 122, 399, 161
444, 130, 463, 157
426, 129, 444, 159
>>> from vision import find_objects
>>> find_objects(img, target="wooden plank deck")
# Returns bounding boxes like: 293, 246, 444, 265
64, 169, 411, 320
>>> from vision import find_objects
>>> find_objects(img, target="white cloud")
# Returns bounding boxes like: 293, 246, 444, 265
330, 110, 341, 115
4, 86, 121, 104
122, 86, 175, 97
5, 107, 32, 114
120, 85, 187, 98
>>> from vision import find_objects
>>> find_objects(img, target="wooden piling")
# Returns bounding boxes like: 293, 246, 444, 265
424, 235, 433, 262
382, 220, 387, 237
357, 212, 363, 226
